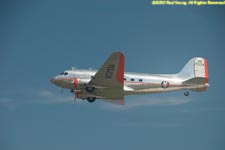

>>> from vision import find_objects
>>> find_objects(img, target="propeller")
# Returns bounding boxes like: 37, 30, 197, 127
74, 90, 80, 104
74, 91, 76, 104
70, 88, 76, 104
72, 67, 77, 104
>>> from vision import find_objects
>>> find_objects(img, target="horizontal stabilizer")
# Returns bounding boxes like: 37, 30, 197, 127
182, 77, 207, 85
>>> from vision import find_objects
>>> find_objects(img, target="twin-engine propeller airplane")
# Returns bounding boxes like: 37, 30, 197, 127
50, 52, 209, 105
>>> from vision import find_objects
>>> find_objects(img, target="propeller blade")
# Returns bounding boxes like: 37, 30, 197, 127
73, 90, 80, 104
74, 94, 76, 104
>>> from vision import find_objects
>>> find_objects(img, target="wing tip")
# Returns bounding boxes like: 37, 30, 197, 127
112, 51, 124, 56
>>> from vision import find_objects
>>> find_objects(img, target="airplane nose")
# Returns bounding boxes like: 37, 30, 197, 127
50, 78, 55, 83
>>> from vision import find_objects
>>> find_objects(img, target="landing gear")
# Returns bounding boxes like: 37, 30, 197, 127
86, 87, 95, 93
87, 97, 96, 103
184, 91, 189, 96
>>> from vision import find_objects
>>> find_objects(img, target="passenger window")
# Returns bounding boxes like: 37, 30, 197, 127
131, 78, 135, 81
124, 78, 126, 81
139, 79, 143, 82
64, 72, 68, 75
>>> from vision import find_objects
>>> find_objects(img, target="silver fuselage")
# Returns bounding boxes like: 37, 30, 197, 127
51, 69, 208, 98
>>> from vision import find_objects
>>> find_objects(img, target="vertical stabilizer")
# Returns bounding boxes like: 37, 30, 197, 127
178, 57, 208, 84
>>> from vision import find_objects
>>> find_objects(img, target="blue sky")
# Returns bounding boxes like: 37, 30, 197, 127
1, 0, 225, 150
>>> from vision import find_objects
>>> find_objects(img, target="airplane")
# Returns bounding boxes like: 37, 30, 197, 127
50, 52, 209, 105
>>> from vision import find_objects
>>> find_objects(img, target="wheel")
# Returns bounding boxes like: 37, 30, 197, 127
87, 97, 96, 103
86, 87, 95, 93
184, 91, 189, 96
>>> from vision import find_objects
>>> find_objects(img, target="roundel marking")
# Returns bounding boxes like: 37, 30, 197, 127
161, 81, 169, 88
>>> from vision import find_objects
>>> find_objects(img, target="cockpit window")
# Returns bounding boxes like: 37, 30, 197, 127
59, 72, 68, 75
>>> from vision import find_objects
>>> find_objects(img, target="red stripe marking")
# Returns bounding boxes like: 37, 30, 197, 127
125, 81, 182, 86
204, 58, 208, 83
58, 78, 76, 80
116, 53, 124, 85
74, 78, 78, 89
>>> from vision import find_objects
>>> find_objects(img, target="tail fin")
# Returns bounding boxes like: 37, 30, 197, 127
178, 57, 208, 84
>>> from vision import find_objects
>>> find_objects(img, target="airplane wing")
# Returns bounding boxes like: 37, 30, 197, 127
87, 52, 124, 100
